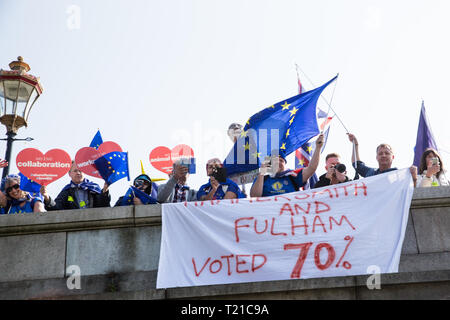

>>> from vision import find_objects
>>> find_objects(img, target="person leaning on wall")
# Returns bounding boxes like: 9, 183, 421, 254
416, 148, 449, 187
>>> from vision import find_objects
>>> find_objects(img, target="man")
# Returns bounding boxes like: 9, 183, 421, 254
227, 123, 243, 143
348, 133, 418, 184
197, 158, 243, 200
250, 134, 324, 197
157, 159, 197, 203
115, 173, 157, 206
313, 153, 350, 188
52, 161, 110, 210
347, 133, 398, 177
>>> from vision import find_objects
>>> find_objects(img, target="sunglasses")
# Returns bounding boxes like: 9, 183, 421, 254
135, 179, 150, 187
6, 184, 20, 193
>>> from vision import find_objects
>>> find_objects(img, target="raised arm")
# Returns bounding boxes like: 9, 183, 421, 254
347, 133, 361, 163
302, 134, 324, 183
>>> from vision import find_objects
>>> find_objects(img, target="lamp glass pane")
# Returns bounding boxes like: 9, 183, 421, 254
24, 88, 38, 121
4, 80, 19, 115
16, 82, 34, 117
0, 82, 5, 116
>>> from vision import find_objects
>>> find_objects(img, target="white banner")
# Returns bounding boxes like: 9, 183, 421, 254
157, 168, 414, 289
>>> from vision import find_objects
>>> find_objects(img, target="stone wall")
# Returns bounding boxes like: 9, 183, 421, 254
0, 187, 449, 300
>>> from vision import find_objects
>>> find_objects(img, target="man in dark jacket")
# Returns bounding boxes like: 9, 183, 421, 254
52, 162, 110, 210
313, 153, 350, 189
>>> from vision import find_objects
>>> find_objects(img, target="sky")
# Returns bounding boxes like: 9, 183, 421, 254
1, 0, 449, 204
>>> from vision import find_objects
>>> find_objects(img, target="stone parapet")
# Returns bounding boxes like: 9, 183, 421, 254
0, 186, 449, 299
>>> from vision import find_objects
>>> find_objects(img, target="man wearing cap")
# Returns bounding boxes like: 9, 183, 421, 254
115, 173, 157, 206
250, 134, 324, 197
52, 161, 110, 210
157, 160, 197, 203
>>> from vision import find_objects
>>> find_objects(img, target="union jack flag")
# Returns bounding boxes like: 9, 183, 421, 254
293, 75, 333, 189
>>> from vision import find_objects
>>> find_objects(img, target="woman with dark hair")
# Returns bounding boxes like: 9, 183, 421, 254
0, 174, 46, 214
416, 148, 449, 187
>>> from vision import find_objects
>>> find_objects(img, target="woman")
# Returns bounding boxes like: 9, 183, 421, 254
416, 148, 449, 187
0, 174, 46, 214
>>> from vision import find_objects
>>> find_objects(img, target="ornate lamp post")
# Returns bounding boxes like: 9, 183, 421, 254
0, 56, 43, 178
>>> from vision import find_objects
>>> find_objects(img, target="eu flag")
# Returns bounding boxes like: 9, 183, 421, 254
413, 101, 438, 167
121, 186, 158, 206
94, 151, 130, 185
89, 130, 103, 149
19, 172, 41, 194
224, 75, 337, 176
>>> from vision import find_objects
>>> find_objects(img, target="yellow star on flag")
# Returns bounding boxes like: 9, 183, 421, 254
243, 142, 250, 150
281, 101, 291, 110
307, 146, 313, 153
285, 128, 290, 138
280, 143, 286, 150
299, 159, 305, 166
240, 130, 248, 138
289, 106, 299, 117
289, 116, 295, 125
252, 151, 261, 159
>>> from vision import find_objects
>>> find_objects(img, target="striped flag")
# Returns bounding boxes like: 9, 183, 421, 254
293, 72, 333, 189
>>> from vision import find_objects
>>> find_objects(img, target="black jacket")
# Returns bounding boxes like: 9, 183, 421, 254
313, 173, 351, 189
51, 186, 111, 210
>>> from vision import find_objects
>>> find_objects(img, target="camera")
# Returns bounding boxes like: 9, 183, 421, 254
431, 157, 439, 166
334, 163, 346, 173
179, 157, 196, 174
211, 166, 227, 183
261, 156, 277, 177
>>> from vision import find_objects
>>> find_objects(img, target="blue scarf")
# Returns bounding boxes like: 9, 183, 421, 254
120, 186, 158, 206
62, 179, 102, 194
10, 193, 33, 207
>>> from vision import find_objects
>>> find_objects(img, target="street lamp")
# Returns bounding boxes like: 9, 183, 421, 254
0, 56, 43, 178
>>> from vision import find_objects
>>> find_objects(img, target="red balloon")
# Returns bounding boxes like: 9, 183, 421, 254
16, 148, 72, 186
75, 141, 123, 178
75, 147, 102, 178
98, 141, 122, 155
149, 146, 173, 175
149, 144, 195, 175
171, 144, 194, 163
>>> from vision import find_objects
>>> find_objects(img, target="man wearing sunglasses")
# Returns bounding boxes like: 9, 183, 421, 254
52, 162, 110, 210
115, 173, 157, 206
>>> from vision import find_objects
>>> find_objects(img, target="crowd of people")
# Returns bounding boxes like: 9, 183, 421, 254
0, 132, 448, 214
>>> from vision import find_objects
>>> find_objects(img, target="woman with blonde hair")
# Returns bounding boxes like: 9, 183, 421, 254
416, 148, 449, 187
0, 174, 46, 214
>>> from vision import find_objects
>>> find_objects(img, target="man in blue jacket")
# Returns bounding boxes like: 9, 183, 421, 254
250, 134, 324, 197
197, 158, 244, 200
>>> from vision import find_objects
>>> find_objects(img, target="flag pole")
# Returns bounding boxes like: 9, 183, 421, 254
324, 73, 339, 133
294, 63, 303, 94
295, 66, 350, 133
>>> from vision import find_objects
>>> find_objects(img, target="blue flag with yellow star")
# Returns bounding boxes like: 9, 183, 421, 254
224, 75, 337, 176
94, 151, 130, 185
18, 172, 41, 194
121, 185, 158, 206
89, 130, 103, 149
